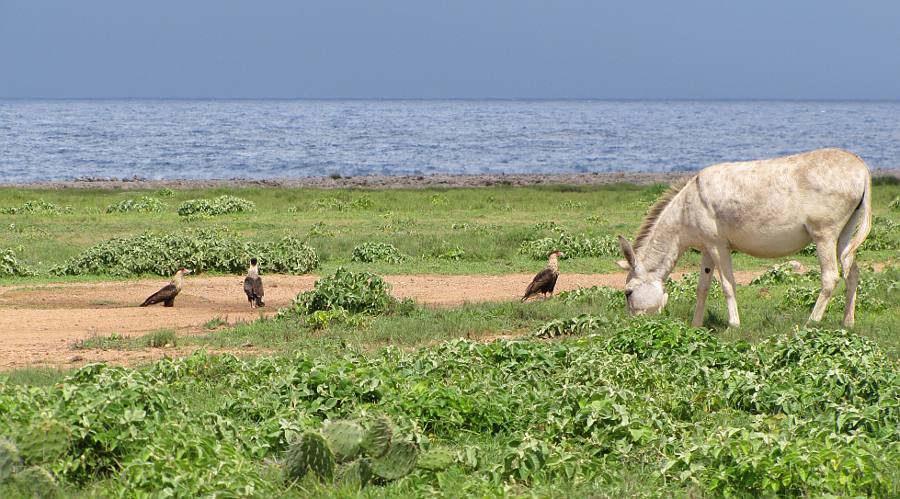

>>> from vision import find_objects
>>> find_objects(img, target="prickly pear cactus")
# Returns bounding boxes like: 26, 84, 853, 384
416, 447, 455, 471
338, 458, 372, 489
285, 432, 336, 483
18, 418, 70, 464
321, 420, 364, 462
361, 415, 393, 458
370, 441, 418, 481
0, 438, 20, 483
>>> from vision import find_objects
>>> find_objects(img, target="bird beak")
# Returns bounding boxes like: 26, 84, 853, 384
184, 269, 192, 275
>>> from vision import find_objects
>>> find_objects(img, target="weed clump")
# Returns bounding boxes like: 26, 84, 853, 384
144, 330, 176, 348
177, 195, 256, 217
0, 248, 36, 277
351, 242, 408, 264
278, 268, 399, 320
51, 229, 318, 276
105, 196, 167, 214
0, 200, 73, 215
313, 196, 373, 213
533, 314, 607, 339
518, 233, 618, 259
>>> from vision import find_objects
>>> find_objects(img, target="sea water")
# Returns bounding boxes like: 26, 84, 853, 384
1, 99, 897, 182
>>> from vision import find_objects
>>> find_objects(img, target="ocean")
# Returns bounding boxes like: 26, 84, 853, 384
1, 100, 898, 182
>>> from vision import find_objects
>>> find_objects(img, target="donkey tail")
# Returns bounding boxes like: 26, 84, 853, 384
839, 172, 872, 278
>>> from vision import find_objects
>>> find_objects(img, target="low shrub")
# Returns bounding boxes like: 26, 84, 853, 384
313, 196, 373, 213
105, 196, 167, 214
862, 216, 899, 251
177, 195, 256, 217
533, 314, 607, 339
518, 233, 618, 259
889, 195, 900, 210
0, 248, 36, 277
749, 261, 819, 286
555, 285, 621, 304
51, 229, 318, 276
0, 200, 73, 215
350, 242, 407, 264
278, 268, 396, 319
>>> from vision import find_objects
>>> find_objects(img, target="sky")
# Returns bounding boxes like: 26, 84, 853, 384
1, 0, 899, 99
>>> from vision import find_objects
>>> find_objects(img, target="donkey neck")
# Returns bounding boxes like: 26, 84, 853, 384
635, 197, 687, 281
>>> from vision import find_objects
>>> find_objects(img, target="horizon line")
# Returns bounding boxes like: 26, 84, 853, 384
2, 96, 900, 103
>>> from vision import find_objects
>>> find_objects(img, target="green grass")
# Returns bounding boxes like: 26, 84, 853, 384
3, 183, 896, 280
0, 182, 898, 497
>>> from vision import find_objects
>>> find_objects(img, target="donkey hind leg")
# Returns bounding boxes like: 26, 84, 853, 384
706, 245, 740, 328
809, 236, 841, 323
836, 216, 862, 327
692, 252, 715, 327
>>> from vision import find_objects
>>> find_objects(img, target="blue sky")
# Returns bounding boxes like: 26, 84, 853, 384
1, 0, 898, 99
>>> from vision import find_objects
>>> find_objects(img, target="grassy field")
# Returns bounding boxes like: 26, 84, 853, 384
0, 181, 898, 497
1, 180, 896, 279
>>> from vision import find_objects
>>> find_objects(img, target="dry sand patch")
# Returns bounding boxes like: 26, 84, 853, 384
0, 271, 761, 369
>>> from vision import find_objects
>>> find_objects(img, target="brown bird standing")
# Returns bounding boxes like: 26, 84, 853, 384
522, 250, 564, 301
140, 268, 191, 307
243, 258, 265, 309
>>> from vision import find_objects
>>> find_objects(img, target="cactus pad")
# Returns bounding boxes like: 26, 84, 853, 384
338, 459, 372, 489
416, 447, 455, 471
370, 441, 418, 481
321, 420, 364, 462
361, 415, 393, 458
284, 432, 336, 483
0, 438, 20, 483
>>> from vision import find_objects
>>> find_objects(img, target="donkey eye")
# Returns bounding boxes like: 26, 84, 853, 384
624, 290, 633, 298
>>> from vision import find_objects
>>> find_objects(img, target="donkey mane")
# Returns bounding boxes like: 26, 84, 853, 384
633, 177, 692, 251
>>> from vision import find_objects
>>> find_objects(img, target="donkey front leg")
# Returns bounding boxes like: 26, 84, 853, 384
692, 252, 715, 327
707, 245, 740, 327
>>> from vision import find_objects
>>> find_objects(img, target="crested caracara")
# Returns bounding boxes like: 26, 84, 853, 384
243, 258, 264, 308
522, 250, 564, 301
140, 268, 191, 307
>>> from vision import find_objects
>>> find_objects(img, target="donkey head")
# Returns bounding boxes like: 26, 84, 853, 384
616, 236, 668, 315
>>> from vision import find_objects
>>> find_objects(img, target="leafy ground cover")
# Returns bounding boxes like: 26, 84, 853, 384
0, 180, 898, 496
1, 319, 897, 497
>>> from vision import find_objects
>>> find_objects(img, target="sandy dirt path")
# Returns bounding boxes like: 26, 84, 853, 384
0, 271, 761, 369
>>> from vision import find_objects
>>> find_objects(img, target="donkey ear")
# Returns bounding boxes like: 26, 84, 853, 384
617, 235, 636, 269
616, 260, 632, 271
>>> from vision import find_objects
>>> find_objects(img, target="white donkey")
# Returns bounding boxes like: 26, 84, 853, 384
617, 148, 872, 328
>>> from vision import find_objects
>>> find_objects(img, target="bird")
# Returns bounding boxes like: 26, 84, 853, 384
522, 250, 564, 302
140, 268, 191, 307
243, 258, 265, 309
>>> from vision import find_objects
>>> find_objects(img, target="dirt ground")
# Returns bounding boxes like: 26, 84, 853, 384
0, 271, 762, 369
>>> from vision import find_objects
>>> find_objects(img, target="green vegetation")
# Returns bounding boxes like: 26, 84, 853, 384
177, 195, 256, 217
105, 196, 167, 214
0, 199, 73, 215
0, 181, 898, 496
351, 242, 408, 264
0, 182, 897, 278
51, 229, 318, 276
0, 248, 36, 277
278, 268, 402, 319
1, 319, 898, 497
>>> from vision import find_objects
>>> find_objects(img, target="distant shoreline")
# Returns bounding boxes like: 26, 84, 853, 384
3, 169, 899, 190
